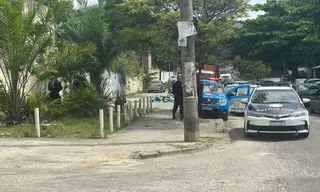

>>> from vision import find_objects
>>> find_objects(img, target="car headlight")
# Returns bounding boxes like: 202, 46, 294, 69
247, 111, 264, 117
290, 111, 307, 117
218, 99, 227, 105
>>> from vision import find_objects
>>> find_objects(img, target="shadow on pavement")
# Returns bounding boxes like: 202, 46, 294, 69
229, 128, 301, 142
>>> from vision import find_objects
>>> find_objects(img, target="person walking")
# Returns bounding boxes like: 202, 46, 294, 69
197, 76, 204, 118
172, 76, 183, 119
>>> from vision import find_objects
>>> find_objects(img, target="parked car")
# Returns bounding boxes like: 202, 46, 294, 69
309, 90, 320, 113
148, 80, 164, 93
293, 78, 307, 90
304, 78, 320, 84
296, 83, 319, 99
242, 85, 310, 138
201, 80, 252, 121
225, 84, 258, 114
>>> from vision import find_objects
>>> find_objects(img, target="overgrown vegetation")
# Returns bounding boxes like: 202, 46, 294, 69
2, 0, 287, 138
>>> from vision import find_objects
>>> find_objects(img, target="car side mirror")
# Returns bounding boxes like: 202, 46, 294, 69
240, 99, 248, 104
228, 92, 236, 97
302, 98, 311, 104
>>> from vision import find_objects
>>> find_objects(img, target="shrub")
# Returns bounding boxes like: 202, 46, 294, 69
63, 85, 107, 118
26, 92, 67, 122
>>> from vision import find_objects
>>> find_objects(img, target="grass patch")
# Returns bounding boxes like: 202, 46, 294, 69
0, 113, 128, 139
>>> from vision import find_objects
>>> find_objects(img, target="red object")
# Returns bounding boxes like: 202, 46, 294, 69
203, 65, 218, 78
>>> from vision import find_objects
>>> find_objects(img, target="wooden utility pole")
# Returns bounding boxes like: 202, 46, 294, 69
179, 0, 199, 142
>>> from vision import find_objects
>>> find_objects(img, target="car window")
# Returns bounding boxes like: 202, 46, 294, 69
237, 87, 248, 96
203, 84, 223, 93
251, 90, 299, 104
151, 80, 161, 84
224, 86, 236, 92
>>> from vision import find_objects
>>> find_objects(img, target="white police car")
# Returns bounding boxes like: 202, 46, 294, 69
241, 86, 310, 138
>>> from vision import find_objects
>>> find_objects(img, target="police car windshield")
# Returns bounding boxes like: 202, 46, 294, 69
251, 90, 299, 104
203, 84, 223, 93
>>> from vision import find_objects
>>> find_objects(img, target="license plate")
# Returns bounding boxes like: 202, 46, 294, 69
269, 121, 286, 126
202, 106, 212, 110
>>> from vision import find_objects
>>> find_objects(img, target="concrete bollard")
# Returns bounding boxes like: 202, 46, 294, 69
109, 104, 114, 134
117, 105, 121, 129
128, 101, 133, 124
142, 97, 146, 114
146, 97, 150, 113
99, 109, 104, 139
123, 102, 128, 125
35, 108, 40, 138
149, 96, 153, 112
134, 100, 138, 119
138, 98, 142, 116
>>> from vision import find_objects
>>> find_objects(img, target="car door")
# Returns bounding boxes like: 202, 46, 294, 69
225, 85, 250, 112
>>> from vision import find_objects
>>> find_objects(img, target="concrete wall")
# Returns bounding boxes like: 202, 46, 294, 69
99, 70, 142, 98
160, 71, 176, 83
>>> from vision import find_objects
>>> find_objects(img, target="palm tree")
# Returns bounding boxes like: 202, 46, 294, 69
0, 0, 53, 124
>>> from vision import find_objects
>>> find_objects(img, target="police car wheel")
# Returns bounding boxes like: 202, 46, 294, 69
299, 132, 309, 139
222, 113, 228, 121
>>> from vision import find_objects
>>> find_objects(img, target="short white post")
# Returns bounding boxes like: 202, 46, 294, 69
35, 108, 40, 138
117, 105, 121, 129
124, 102, 128, 125
134, 100, 138, 119
129, 101, 133, 124
149, 96, 153, 112
138, 99, 142, 116
142, 97, 146, 114
99, 109, 104, 138
109, 105, 114, 134
146, 97, 150, 113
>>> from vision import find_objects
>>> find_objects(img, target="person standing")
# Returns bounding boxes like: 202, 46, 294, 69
197, 76, 204, 118
172, 76, 183, 119
48, 79, 63, 101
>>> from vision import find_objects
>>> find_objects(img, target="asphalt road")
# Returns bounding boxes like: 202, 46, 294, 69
1, 114, 320, 191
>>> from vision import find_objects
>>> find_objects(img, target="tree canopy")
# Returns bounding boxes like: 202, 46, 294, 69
232, 0, 320, 79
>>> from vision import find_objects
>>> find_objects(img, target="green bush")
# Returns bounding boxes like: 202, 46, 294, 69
26, 92, 66, 122
63, 85, 107, 118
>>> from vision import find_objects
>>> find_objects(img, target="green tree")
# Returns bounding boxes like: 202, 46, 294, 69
232, 0, 320, 79
111, 50, 141, 83
40, 41, 96, 88
0, 0, 53, 123
59, 3, 118, 93
245, 61, 271, 80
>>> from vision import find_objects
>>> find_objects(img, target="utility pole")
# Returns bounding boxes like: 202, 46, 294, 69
179, 0, 199, 142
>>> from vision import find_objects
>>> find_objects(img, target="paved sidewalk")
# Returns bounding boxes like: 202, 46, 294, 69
0, 103, 230, 169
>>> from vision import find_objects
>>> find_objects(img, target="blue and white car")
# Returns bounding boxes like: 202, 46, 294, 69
225, 84, 258, 113
201, 80, 251, 121
242, 86, 311, 138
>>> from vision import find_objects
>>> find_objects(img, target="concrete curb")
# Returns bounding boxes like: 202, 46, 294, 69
131, 143, 214, 160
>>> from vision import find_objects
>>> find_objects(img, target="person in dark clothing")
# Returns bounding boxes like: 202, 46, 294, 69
197, 76, 204, 118
172, 76, 183, 119
48, 79, 63, 101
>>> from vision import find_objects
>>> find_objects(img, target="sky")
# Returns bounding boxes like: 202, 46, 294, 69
77, 0, 267, 19
247, 0, 267, 19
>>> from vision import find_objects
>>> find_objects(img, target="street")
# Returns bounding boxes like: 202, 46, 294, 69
0, 108, 320, 192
